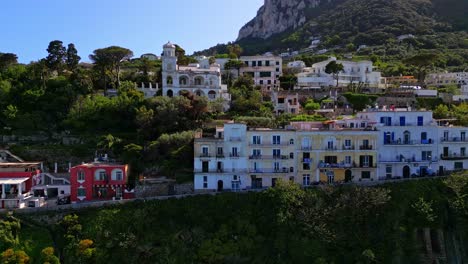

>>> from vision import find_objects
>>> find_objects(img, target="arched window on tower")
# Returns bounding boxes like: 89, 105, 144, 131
195, 76, 204, 86
167, 76, 173, 85
179, 76, 188, 85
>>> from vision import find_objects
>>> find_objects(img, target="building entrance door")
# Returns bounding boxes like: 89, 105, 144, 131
403, 166, 410, 178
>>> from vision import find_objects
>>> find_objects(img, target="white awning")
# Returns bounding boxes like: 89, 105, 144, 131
0, 178, 29, 184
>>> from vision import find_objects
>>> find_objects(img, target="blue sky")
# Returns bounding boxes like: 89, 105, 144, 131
1, 0, 263, 63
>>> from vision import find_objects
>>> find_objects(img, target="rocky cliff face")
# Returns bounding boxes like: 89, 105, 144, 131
237, 0, 326, 40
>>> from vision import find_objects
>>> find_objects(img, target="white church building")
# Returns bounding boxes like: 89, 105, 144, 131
161, 42, 230, 102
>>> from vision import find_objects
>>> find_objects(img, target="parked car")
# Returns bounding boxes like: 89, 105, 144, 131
57, 195, 71, 205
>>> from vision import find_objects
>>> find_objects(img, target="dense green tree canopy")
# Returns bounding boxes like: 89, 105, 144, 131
89, 46, 134, 88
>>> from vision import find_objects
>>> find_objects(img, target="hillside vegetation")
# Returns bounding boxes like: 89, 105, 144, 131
197, 0, 468, 71
3, 174, 468, 263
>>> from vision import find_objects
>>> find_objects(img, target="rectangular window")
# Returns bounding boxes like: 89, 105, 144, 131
361, 171, 371, 179
324, 156, 338, 164
244, 61, 249, 66
115, 187, 122, 198
400, 116, 406, 126
77, 188, 86, 197
265, 61, 270, 66
274, 162, 280, 171
302, 138, 311, 150
272, 135, 281, 145
461, 147, 466, 156
417, 116, 424, 126
359, 156, 371, 167
455, 162, 463, 170
443, 131, 449, 141
231, 147, 238, 157
252, 61, 257, 67
260, 71, 271, 77
303, 163, 311, 170
276, 61, 280, 65
258, 61, 262, 66
461, 132, 466, 141
202, 161, 209, 173
95, 171, 106, 181
217, 147, 223, 156
273, 149, 281, 158
386, 165, 392, 178
252, 135, 261, 145
344, 139, 351, 148
422, 151, 432, 161
113, 171, 123, 181
202, 146, 209, 157
77, 171, 85, 181
302, 175, 311, 186
362, 139, 370, 149
380, 117, 392, 126
252, 149, 261, 157
203, 176, 208, 188
345, 156, 352, 165
327, 141, 334, 150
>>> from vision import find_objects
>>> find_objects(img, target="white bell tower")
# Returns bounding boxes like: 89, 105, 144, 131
162, 41, 177, 72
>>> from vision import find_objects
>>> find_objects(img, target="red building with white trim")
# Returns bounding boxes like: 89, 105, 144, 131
70, 162, 134, 203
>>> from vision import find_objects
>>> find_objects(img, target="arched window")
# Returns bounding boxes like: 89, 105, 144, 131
77, 170, 85, 181
179, 76, 188, 85
167, 76, 173, 85
194, 76, 204, 86
290, 139, 295, 145
111, 169, 124, 181
94, 169, 107, 181
167, 89, 173, 97
208, 90, 216, 99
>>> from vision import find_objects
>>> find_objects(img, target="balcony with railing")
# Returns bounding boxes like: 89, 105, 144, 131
384, 139, 434, 146
194, 168, 248, 173
359, 145, 373, 150
441, 137, 468, 143
249, 168, 290, 174
318, 162, 354, 169
199, 153, 212, 158
342, 145, 355, 151
318, 162, 377, 169
303, 158, 312, 163
323, 146, 338, 151
440, 154, 468, 160
229, 153, 241, 158
380, 155, 438, 163
249, 142, 290, 147
249, 155, 289, 160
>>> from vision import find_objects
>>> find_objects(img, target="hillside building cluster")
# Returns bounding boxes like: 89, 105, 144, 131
194, 108, 468, 191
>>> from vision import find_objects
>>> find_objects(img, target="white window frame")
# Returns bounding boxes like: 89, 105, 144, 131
77, 170, 85, 181
95, 169, 106, 181
302, 174, 311, 186
111, 169, 124, 181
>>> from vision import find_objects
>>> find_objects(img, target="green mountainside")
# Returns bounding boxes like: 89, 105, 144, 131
196, 0, 468, 67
